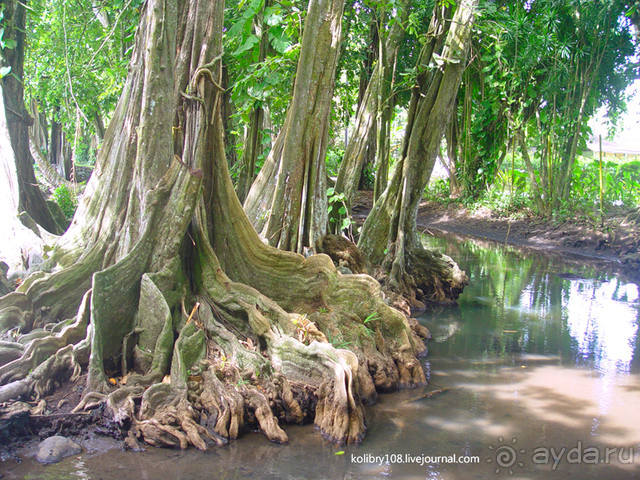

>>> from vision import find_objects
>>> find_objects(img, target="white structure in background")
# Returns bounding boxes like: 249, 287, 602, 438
588, 79, 640, 161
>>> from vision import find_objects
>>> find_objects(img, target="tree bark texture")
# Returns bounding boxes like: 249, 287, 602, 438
1, 0, 60, 234
335, 1, 408, 209
236, 0, 270, 203
0, 85, 45, 276
0, 0, 428, 449
243, 0, 345, 253
358, 0, 475, 305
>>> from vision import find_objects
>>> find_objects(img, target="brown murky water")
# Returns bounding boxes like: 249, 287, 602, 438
3, 234, 640, 479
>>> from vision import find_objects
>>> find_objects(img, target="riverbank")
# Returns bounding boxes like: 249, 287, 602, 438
353, 192, 640, 282
4, 232, 639, 479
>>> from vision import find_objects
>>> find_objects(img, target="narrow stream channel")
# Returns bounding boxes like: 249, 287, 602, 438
4, 234, 640, 479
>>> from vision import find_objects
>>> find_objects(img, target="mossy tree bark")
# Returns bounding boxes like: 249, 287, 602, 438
0, 0, 428, 448
1, 0, 60, 234
358, 0, 477, 305
243, 0, 345, 253
335, 0, 409, 209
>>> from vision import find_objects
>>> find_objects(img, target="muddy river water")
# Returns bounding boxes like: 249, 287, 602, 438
3, 234, 640, 479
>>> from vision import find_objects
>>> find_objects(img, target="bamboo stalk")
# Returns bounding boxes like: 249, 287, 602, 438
599, 134, 604, 227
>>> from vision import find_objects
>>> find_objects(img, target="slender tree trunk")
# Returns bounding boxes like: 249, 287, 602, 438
444, 109, 461, 197
0, 0, 427, 449
48, 109, 73, 181
236, 3, 270, 202
335, 1, 408, 208
335, 65, 381, 206
357, 21, 378, 192
220, 64, 238, 169
237, 107, 265, 202
27, 100, 72, 189
358, 0, 475, 305
1, 0, 60, 234
244, 0, 345, 253
373, 48, 396, 202
516, 129, 547, 214
93, 111, 106, 144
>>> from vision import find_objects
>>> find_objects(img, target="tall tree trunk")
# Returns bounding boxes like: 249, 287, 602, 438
444, 109, 461, 197
372, 48, 396, 203
93, 111, 106, 144
335, 1, 408, 209
356, 20, 378, 192
358, 0, 475, 305
236, 0, 270, 202
48, 108, 73, 181
0, 0, 427, 449
1, 0, 60, 234
220, 64, 238, 169
244, 0, 345, 253
237, 107, 265, 202
0, 86, 45, 275
27, 99, 72, 189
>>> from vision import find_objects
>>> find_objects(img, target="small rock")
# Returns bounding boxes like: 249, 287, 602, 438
36, 436, 82, 464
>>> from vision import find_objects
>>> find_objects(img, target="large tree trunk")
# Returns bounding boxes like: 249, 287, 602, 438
243, 0, 345, 253
0, 86, 45, 277
358, 0, 476, 305
335, 1, 408, 209
0, 0, 427, 449
1, 0, 60, 234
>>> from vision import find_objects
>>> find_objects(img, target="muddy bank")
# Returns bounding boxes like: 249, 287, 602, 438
353, 191, 640, 282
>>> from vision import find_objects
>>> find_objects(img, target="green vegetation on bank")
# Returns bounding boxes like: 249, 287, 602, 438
425, 155, 640, 222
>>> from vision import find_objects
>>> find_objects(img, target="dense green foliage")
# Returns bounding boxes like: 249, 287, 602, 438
5, 0, 639, 227
51, 184, 77, 219
448, 0, 638, 216
24, 0, 140, 157
427, 155, 640, 221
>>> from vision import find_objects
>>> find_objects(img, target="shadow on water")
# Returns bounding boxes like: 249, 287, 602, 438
4, 233, 640, 479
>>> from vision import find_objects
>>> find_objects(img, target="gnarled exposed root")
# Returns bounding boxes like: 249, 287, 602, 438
384, 241, 468, 308
1, 0, 436, 454
0, 290, 90, 384
270, 338, 366, 443
243, 388, 288, 443
0, 343, 81, 403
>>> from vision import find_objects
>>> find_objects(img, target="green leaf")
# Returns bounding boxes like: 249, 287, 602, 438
268, 28, 291, 54
265, 12, 283, 27
232, 35, 260, 56
0, 65, 11, 78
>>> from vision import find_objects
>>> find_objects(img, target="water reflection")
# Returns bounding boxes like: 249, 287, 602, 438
422, 234, 640, 376
6, 234, 640, 480
564, 278, 638, 374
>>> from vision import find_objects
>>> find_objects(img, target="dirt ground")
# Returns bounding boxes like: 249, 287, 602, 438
352, 191, 640, 282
